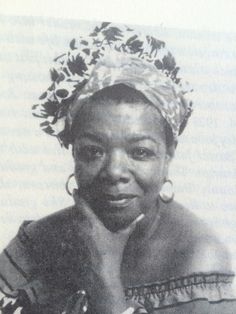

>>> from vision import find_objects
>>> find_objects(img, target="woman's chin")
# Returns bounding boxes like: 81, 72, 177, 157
101, 215, 135, 232
95, 206, 141, 232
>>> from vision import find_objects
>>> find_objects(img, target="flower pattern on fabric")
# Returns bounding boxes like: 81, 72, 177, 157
32, 22, 193, 148
0, 290, 27, 314
1, 274, 235, 313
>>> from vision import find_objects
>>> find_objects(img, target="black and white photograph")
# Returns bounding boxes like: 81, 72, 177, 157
0, 2, 236, 313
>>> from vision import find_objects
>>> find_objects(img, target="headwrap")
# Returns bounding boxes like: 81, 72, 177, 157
32, 22, 193, 148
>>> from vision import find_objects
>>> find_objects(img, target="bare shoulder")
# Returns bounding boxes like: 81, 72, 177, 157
159, 201, 233, 276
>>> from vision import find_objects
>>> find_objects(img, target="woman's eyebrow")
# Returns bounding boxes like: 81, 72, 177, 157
77, 132, 159, 145
77, 132, 105, 143
127, 135, 159, 145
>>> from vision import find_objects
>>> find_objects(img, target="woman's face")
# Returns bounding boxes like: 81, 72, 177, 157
73, 100, 171, 230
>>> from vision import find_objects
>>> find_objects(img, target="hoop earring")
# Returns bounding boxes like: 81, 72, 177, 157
65, 174, 78, 196
159, 179, 174, 203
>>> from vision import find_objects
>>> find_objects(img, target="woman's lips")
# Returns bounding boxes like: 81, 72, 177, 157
101, 193, 137, 208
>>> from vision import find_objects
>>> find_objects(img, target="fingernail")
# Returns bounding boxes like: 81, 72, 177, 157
136, 213, 145, 222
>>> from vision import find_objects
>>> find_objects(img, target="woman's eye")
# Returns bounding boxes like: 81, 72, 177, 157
130, 147, 155, 160
78, 145, 104, 161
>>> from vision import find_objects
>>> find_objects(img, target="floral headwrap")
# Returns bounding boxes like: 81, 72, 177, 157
32, 22, 193, 148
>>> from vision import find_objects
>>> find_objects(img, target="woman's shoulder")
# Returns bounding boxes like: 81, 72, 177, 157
23, 205, 85, 266
0, 206, 82, 311
24, 205, 76, 236
159, 200, 232, 275
0, 205, 80, 283
124, 202, 235, 313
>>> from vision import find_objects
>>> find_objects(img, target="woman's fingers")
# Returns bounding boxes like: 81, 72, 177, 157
73, 188, 145, 236
72, 189, 102, 226
121, 214, 145, 236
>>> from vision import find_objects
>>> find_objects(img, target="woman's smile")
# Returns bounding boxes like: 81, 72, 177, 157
73, 99, 170, 230
99, 193, 139, 210
103, 193, 137, 203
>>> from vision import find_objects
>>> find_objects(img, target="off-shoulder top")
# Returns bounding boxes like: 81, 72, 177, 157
0, 208, 236, 314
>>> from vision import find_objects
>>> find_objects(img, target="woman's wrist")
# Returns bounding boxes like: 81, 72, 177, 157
88, 268, 126, 314
91, 253, 122, 282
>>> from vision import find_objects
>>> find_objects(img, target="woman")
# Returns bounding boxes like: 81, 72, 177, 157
0, 22, 235, 313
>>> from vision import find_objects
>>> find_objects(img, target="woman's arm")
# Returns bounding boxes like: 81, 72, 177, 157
72, 189, 144, 314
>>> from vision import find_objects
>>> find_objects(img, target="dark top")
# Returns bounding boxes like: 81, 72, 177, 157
0, 201, 236, 313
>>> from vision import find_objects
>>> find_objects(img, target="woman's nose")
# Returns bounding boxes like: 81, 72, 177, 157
100, 150, 130, 184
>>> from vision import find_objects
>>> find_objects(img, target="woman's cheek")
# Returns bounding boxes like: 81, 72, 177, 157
134, 160, 164, 193
74, 159, 103, 186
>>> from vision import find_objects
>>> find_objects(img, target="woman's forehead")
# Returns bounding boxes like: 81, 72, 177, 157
73, 101, 166, 142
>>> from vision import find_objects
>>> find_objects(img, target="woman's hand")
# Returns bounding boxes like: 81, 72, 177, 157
72, 188, 144, 314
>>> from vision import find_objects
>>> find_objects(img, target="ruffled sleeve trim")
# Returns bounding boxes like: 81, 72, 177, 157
125, 272, 236, 311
